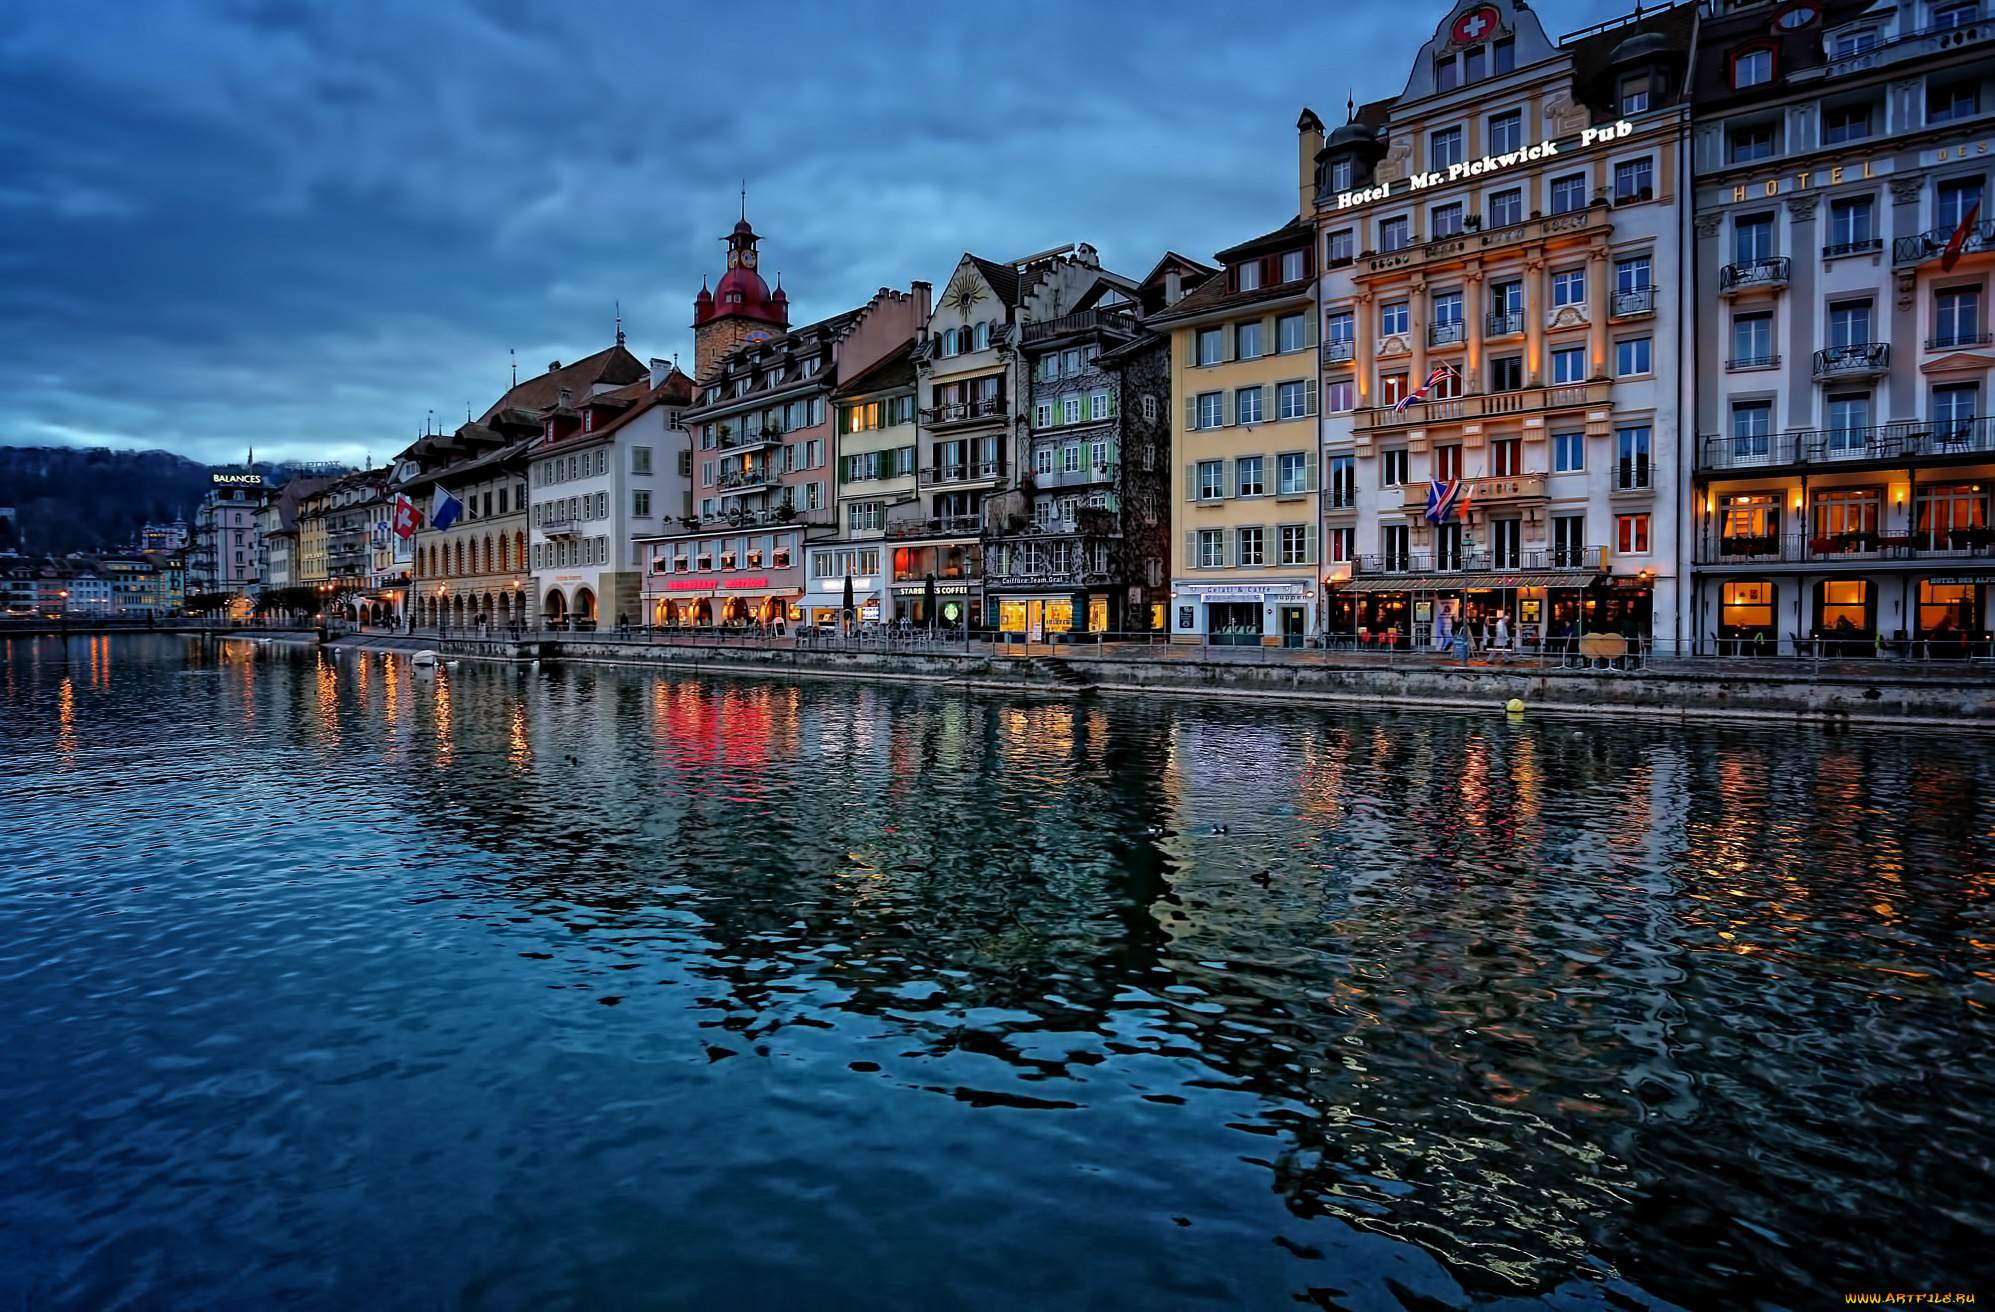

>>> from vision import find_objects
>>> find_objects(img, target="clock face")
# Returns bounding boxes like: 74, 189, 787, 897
743, 329, 773, 344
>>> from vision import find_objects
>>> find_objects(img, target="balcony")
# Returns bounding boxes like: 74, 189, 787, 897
1822, 237, 1883, 259
1322, 339, 1356, 364
1021, 308, 1139, 342
1895, 218, 1995, 266
1926, 330, 1992, 350
1813, 342, 1890, 380
1428, 321, 1466, 347
1698, 416, 1995, 470
1614, 459, 1654, 492
1728, 353, 1781, 370
1030, 462, 1117, 490
717, 468, 772, 492
883, 514, 984, 540
917, 459, 1005, 488
1698, 531, 1995, 567
1818, 14, 1995, 81
1353, 379, 1609, 435
921, 397, 1005, 428
1357, 208, 1607, 277
1719, 257, 1792, 295
1611, 285, 1658, 318
1399, 473, 1547, 514
716, 427, 784, 451
1351, 546, 1606, 576
1485, 311, 1524, 337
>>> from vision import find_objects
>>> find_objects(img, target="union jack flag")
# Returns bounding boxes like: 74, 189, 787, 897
1394, 363, 1458, 415
1425, 480, 1464, 524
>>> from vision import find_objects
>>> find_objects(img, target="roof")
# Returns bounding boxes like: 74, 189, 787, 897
691, 306, 867, 398
1214, 216, 1311, 263
968, 256, 1021, 307
531, 368, 696, 458
477, 345, 647, 424
1146, 261, 1314, 328
832, 338, 917, 398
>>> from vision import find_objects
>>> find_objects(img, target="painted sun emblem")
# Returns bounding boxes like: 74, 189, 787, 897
943, 272, 987, 311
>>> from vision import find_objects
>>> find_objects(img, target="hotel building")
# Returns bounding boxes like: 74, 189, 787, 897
1312, 0, 1693, 649
1689, 0, 1995, 655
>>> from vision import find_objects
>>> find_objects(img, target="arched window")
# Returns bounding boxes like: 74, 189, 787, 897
454, 540, 464, 576
497, 536, 509, 571
515, 531, 527, 571
484, 535, 494, 573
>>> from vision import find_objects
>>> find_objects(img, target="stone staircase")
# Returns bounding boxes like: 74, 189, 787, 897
1027, 654, 1095, 693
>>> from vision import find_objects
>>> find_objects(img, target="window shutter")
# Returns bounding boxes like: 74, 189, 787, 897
1184, 331, 1197, 368
1260, 384, 1272, 420
1263, 317, 1277, 352
1185, 397, 1199, 432
1219, 534, 1230, 568
1222, 460, 1235, 499
1221, 327, 1236, 363
1305, 379, 1321, 416
1305, 523, 1318, 565
1305, 310, 1319, 347
1306, 451, 1320, 493
1185, 463, 1197, 501
1184, 530, 1198, 568
1223, 390, 1235, 427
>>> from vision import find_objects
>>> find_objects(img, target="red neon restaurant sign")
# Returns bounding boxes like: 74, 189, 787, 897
665, 578, 769, 591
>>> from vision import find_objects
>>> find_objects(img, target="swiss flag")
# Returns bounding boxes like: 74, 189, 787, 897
1941, 201, 1981, 273
391, 494, 422, 540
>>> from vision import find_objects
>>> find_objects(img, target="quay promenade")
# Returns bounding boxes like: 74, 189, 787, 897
228, 625, 1995, 730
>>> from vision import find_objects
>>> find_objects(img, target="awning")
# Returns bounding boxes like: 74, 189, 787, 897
1334, 572, 1604, 593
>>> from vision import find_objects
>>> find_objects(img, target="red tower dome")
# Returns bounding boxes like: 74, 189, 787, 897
693, 219, 785, 329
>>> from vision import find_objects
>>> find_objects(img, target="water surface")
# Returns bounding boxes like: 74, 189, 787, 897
1, 634, 1989, 1309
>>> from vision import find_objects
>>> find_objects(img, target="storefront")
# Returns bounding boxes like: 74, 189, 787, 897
990, 592, 1112, 639
1171, 580, 1315, 646
1329, 571, 1633, 650
644, 579, 801, 628
891, 580, 976, 629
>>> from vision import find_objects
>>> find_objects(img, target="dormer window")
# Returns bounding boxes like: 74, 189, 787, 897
801, 356, 820, 377
1832, 28, 1877, 59
1237, 261, 1262, 292
1280, 250, 1308, 282
1330, 158, 1354, 192
1732, 45, 1774, 90
1620, 71, 1652, 114
582, 410, 594, 432
544, 420, 554, 439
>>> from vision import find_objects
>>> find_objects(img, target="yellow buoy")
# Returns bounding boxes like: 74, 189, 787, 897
1505, 698, 1526, 714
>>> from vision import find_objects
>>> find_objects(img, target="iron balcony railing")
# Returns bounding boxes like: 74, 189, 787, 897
1719, 257, 1793, 293
1895, 218, 1995, 266
1616, 459, 1653, 491
1021, 308, 1139, 342
1325, 488, 1359, 510
1354, 380, 1608, 433
1030, 463, 1117, 490
1352, 546, 1606, 576
920, 397, 1005, 426
716, 427, 784, 451
1822, 14, 1995, 80
1927, 330, 1992, 350
1322, 339, 1356, 364
1698, 415, 1995, 469
1698, 531, 1995, 566
883, 514, 984, 539
917, 459, 1005, 488
717, 468, 772, 490
1822, 236, 1884, 259
1728, 353, 1781, 370
1813, 342, 1891, 379
1428, 321, 1466, 346
1486, 311, 1524, 337
1611, 285, 1658, 316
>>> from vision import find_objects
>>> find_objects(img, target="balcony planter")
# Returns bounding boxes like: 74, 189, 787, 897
1948, 527, 1995, 549
1808, 536, 1840, 554
1721, 534, 1778, 556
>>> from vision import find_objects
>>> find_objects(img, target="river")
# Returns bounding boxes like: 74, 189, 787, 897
1, 634, 1988, 1309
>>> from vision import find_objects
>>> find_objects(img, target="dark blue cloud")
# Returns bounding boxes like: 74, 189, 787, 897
0, 0, 1598, 465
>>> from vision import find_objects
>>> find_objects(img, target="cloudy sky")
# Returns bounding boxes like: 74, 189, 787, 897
0, 0, 1598, 468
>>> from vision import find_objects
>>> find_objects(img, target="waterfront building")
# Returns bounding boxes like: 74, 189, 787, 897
100, 556, 166, 615
908, 245, 1137, 633
297, 470, 396, 622
1688, 0, 1995, 655
1154, 219, 1325, 645
1311, 0, 1694, 651
188, 475, 272, 613
985, 258, 1188, 637
253, 476, 335, 606
814, 335, 921, 627
656, 221, 924, 628
528, 357, 695, 630
63, 568, 112, 615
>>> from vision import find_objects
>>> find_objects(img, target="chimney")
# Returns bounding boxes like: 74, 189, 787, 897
649, 356, 671, 389
1076, 242, 1099, 267
1298, 108, 1325, 221
557, 387, 573, 408
1164, 265, 1183, 306
548, 360, 561, 372
912, 280, 932, 325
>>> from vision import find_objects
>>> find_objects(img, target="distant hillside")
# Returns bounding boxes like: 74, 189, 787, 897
0, 447, 329, 555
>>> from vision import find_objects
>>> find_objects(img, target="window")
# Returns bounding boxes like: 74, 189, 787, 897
1063, 445, 1081, 473
1327, 228, 1355, 265
1732, 399, 1773, 455
1491, 438, 1522, 477
1430, 127, 1464, 171
1735, 213, 1775, 263
1143, 395, 1157, 422
1733, 312, 1775, 366
1034, 402, 1053, 430
1379, 216, 1410, 252
1434, 443, 1462, 482
1034, 446, 1053, 475
1829, 299, 1873, 349
1238, 526, 1264, 566
1827, 196, 1876, 253
1432, 202, 1465, 238
1279, 525, 1310, 567
1236, 386, 1264, 425
1198, 460, 1225, 499
1620, 70, 1653, 115
1730, 122, 1775, 162
1328, 527, 1355, 562
1276, 380, 1313, 419
1381, 523, 1411, 570
1432, 291, 1463, 327
1064, 397, 1082, 426
1614, 158, 1652, 202
1381, 448, 1410, 487
1326, 380, 1355, 412
1233, 455, 1265, 497
1552, 269, 1586, 307
1330, 158, 1355, 193
1936, 0, 1981, 28
1489, 188, 1524, 228
1328, 454, 1356, 508
1196, 328, 1224, 366
633, 490, 652, 517
1733, 46, 1773, 89
1833, 28, 1877, 58
1826, 394, 1873, 452
1197, 392, 1223, 430
1488, 110, 1522, 155
1092, 393, 1111, 421
1550, 346, 1585, 384
1616, 427, 1651, 490
1281, 250, 1307, 283
1823, 101, 1872, 145
1553, 431, 1585, 472
1489, 278, 1523, 324
1933, 382, 1979, 438
1277, 452, 1308, 495
1553, 514, 1587, 566
1277, 312, 1306, 353
974, 321, 992, 350
1490, 355, 1524, 391
1616, 513, 1652, 554
1618, 338, 1652, 376
1436, 55, 1459, 93
1550, 173, 1587, 214
1930, 77, 1980, 125
1198, 529, 1225, 568
1935, 287, 1982, 347
1236, 320, 1264, 360
1380, 301, 1410, 336
702, 460, 715, 486
1940, 176, 1983, 230
1326, 310, 1354, 348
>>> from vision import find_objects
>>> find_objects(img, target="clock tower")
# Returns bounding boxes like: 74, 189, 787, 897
692, 215, 790, 377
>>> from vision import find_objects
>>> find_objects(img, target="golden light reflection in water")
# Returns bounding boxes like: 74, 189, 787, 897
314, 655, 340, 746
432, 668, 453, 768
508, 700, 530, 772
55, 675, 76, 766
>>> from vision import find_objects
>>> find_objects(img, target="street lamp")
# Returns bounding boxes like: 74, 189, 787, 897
511, 579, 522, 637
436, 585, 447, 639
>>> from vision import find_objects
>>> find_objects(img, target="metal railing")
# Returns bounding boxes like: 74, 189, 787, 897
1322, 339, 1355, 363
1351, 546, 1605, 575
883, 514, 983, 539
1897, 217, 1995, 265
1428, 321, 1466, 346
1485, 311, 1524, 337
717, 468, 772, 490
1813, 342, 1891, 378
1927, 330, 1992, 350
1021, 308, 1139, 341
1698, 415, 1995, 469
917, 460, 1005, 488
1728, 353, 1781, 370
1719, 257, 1793, 292
1823, 237, 1884, 259
1698, 531, 1995, 565
920, 397, 1005, 426
1611, 285, 1657, 316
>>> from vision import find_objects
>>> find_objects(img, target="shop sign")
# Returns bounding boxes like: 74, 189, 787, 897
1723, 158, 1884, 203
891, 582, 972, 595
1926, 575, 1995, 584
1332, 120, 1633, 211
211, 473, 264, 485
665, 577, 770, 591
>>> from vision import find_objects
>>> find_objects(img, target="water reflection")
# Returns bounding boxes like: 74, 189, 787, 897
0, 635, 1989, 1309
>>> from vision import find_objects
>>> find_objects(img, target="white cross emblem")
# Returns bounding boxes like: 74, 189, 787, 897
1461, 9, 1492, 39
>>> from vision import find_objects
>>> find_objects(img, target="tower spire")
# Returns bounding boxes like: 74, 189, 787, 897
510, 347, 517, 387
616, 300, 625, 348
